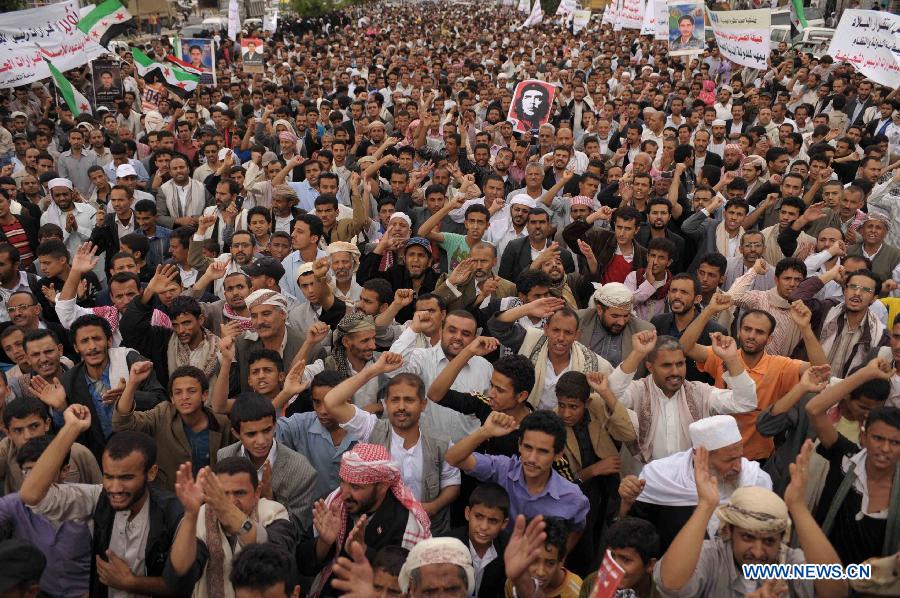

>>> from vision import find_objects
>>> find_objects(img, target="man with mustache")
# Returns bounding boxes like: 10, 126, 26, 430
322, 351, 460, 535
192, 216, 257, 299
235, 289, 305, 393
357, 237, 440, 324
618, 415, 773, 555
576, 282, 654, 373
20, 405, 183, 597
608, 329, 757, 464
432, 247, 516, 312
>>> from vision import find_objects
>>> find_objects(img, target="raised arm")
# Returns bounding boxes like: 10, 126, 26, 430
767, 365, 830, 417
323, 352, 404, 424
680, 293, 733, 363
444, 411, 518, 472
20, 404, 91, 506
539, 170, 572, 207
59, 242, 99, 302
427, 336, 499, 403
417, 194, 464, 242
210, 335, 236, 414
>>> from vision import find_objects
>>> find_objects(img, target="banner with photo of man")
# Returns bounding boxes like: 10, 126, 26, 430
706, 8, 770, 70
667, 0, 705, 56
91, 58, 123, 110
241, 38, 264, 73
180, 38, 216, 85
508, 79, 556, 134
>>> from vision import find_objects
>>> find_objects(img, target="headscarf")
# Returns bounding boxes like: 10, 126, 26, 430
398, 538, 475, 594
331, 312, 376, 378
571, 195, 593, 207
279, 130, 298, 143
245, 289, 289, 313
716, 486, 791, 542
311, 444, 431, 597
592, 282, 635, 310
724, 143, 744, 160
326, 241, 361, 273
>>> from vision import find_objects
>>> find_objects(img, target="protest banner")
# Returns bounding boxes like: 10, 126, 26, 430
180, 38, 216, 86
667, 0, 705, 56
613, 0, 624, 31
508, 80, 556, 134
573, 9, 591, 34
619, 0, 644, 30
0, 0, 107, 88
706, 8, 770, 70
602, 0, 617, 26
91, 58, 123, 110
263, 9, 278, 32
827, 10, 900, 89
141, 81, 165, 112
241, 38, 265, 74
588, 550, 627, 598
641, 0, 669, 40
521, 0, 544, 28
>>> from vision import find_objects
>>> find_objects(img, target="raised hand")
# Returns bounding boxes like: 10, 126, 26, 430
524, 296, 566, 319
174, 462, 203, 515
373, 351, 404, 374
305, 322, 331, 346
752, 258, 769, 276
197, 213, 217, 233
343, 513, 368, 555
282, 358, 307, 396
586, 372, 611, 395
62, 403, 92, 432
789, 300, 812, 329
101, 378, 128, 406
866, 356, 894, 380
392, 288, 414, 308
618, 474, 645, 503
482, 410, 518, 438
504, 515, 547, 582
71, 242, 100, 274
146, 264, 180, 296
799, 364, 831, 393
41, 282, 57, 305
466, 336, 500, 357
447, 258, 475, 286
313, 499, 341, 547
409, 309, 432, 334
205, 257, 231, 281
709, 332, 739, 360
783, 439, 814, 510
29, 376, 67, 411
331, 539, 376, 597
631, 329, 658, 355
693, 446, 720, 507
312, 257, 331, 280
127, 361, 154, 387
220, 319, 243, 341
708, 292, 734, 313
218, 335, 236, 364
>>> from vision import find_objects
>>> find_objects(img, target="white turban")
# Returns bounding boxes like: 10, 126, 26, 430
592, 282, 634, 309
689, 415, 742, 451
389, 212, 412, 227
398, 538, 474, 594
509, 194, 537, 209
245, 289, 288, 313
48, 178, 73, 190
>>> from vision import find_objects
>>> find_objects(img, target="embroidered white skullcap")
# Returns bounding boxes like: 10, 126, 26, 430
389, 212, 412, 227
591, 282, 634, 308
48, 178, 73, 190
509, 194, 537, 209
245, 289, 288, 313
296, 261, 315, 280
398, 537, 474, 594
689, 415, 742, 451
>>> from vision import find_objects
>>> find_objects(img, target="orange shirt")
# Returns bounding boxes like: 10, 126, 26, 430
698, 350, 803, 460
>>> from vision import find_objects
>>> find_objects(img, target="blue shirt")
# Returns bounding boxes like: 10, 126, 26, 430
277, 411, 357, 500
183, 421, 211, 474
469, 453, 590, 532
0, 494, 92, 597
85, 366, 114, 438
279, 248, 328, 301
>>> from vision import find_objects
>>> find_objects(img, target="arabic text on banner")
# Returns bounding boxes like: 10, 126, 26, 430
827, 9, 900, 89
0, 0, 107, 89
641, 0, 669, 40
573, 9, 591, 34
619, 0, 645, 30
706, 8, 771, 71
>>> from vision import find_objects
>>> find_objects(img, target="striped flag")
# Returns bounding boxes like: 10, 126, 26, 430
131, 48, 200, 98
790, 0, 808, 32
77, 0, 135, 49
45, 58, 92, 116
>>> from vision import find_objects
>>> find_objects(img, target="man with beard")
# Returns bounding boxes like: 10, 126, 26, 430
323, 352, 460, 535
565, 206, 646, 285
650, 274, 727, 384
500, 209, 575, 282
506, 163, 547, 208
156, 156, 212, 229
682, 193, 746, 272
358, 237, 440, 324
184, 263, 253, 337
609, 329, 757, 464
433, 245, 516, 312
576, 283, 654, 373
653, 440, 845, 597
636, 198, 686, 274
326, 242, 363, 305
19, 406, 183, 597
40, 179, 97, 257
235, 290, 305, 393
484, 195, 533, 262
682, 297, 826, 462
300, 443, 432, 597
487, 298, 612, 410
724, 231, 775, 292
756, 196, 816, 266
618, 416, 772, 554
121, 264, 223, 388
192, 217, 257, 299
791, 265, 887, 378
847, 213, 900, 282
721, 143, 743, 173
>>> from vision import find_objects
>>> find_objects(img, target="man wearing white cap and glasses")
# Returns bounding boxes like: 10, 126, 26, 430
618, 415, 772, 554
655, 440, 847, 598
39, 178, 97, 257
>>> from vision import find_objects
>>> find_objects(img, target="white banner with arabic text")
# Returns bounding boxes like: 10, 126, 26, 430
706, 8, 770, 70
827, 10, 900, 89
0, 0, 106, 89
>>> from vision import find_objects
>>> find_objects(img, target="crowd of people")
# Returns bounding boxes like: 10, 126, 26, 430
0, 1, 899, 597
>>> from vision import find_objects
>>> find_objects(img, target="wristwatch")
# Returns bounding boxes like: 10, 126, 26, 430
238, 518, 253, 534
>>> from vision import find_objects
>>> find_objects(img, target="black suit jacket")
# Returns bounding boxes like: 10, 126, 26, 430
845, 97, 875, 126
724, 119, 747, 137
697, 151, 723, 170
445, 525, 509, 598
498, 236, 575, 282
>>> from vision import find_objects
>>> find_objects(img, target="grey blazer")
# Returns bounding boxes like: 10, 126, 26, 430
155, 179, 212, 228
217, 441, 318, 537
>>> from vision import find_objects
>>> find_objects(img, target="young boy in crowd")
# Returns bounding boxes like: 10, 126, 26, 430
446, 482, 510, 598
212, 338, 307, 416
578, 517, 660, 598
505, 517, 582, 598
555, 371, 635, 574
371, 546, 408, 597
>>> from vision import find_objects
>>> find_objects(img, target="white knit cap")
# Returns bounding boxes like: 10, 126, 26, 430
689, 415, 742, 451
591, 282, 634, 308
509, 193, 537, 209
398, 537, 474, 594
48, 178, 73, 190
245, 289, 288, 313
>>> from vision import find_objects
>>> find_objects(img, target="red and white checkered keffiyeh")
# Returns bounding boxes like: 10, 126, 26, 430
310, 443, 431, 597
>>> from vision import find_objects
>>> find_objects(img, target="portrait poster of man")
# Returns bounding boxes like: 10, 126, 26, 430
667, 0, 705, 56
90, 59, 123, 110
508, 79, 556, 134
241, 37, 264, 74
180, 38, 216, 85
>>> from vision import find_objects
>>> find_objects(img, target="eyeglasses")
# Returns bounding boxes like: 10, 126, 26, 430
847, 283, 875, 294
7, 304, 36, 313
